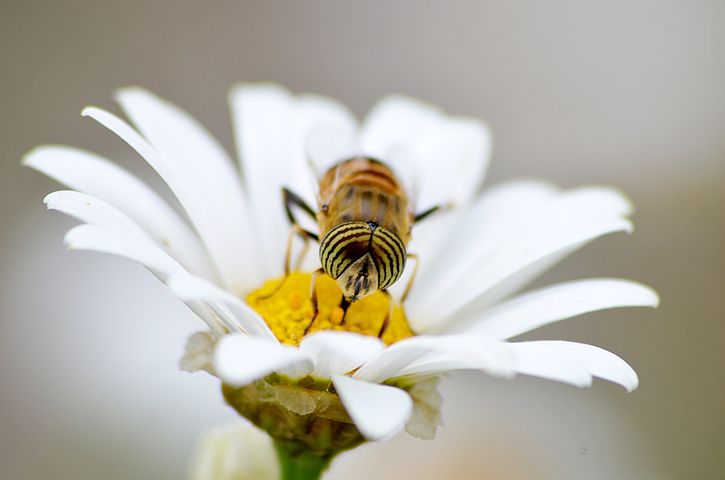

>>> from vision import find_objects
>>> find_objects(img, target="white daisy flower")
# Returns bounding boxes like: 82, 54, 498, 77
25, 84, 658, 452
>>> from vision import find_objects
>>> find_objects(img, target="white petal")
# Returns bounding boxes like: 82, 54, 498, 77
509, 342, 593, 388
230, 84, 357, 278
353, 337, 444, 383
452, 278, 659, 339
511, 341, 639, 392
361, 95, 443, 160
63, 223, 225, 330
24, 146, 215, 279
332, 375, 412, 440
64, 224, 185, 278
52, 196, 226, 333
413, 117, 492, 211
354, 335, 515, 383
299, 331, 385, 378
88, 90, 256, 292
166, 274, 276, 341
518, 341, 639, 392
397, 339, 515, 380
410, 179, 559, 296
48, 191, 182, 276
360, 96, 491, 211
392, 209, 461, 300
46, 190, 153, 238
410, 187, 634, 330
215, 334, 312, 387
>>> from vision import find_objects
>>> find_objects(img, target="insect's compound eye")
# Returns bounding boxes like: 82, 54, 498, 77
319, 222, 371, 280
370, 227, 406, 290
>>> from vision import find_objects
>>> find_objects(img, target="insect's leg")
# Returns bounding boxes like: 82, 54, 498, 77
283, 187, 318, 225
378, 290, 393, 339
293, 234, 312, 271
400, 253, 419, 303
337, 296, 351, 325
258, 224, 317, 300
413, 201, 455, 224
303, 268, 325, 335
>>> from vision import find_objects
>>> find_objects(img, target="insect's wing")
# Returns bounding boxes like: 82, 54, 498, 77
304, 123, 358, 206
384, 145, 422, 216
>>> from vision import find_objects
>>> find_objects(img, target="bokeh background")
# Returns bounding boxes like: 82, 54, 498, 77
1, 1, 723, 479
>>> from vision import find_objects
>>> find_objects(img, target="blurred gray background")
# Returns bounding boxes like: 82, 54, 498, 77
1, 1, 723, 479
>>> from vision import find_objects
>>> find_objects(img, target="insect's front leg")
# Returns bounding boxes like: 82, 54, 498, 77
378, 290, 393, 339
413, 201, 455, 224
283, 187, 318, 226
258, 224, 317, 300
336, 296, 351, 325
259, 188, 319, 301
303, 268, 325, 335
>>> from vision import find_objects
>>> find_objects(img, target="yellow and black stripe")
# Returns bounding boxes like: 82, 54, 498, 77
370, 225, 406, 289
319, 221, 406, 289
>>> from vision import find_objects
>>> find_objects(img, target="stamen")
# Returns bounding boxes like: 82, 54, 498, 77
246, 272, 414, 346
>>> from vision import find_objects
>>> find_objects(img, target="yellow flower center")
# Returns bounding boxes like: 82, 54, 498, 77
246, 272, 414, 346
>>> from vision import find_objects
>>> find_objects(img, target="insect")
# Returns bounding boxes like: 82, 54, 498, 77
271, 156, 447, 337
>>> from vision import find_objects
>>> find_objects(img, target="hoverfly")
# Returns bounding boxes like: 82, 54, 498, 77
271, 156, 446, 337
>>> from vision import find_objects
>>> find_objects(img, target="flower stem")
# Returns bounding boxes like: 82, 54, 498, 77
274, 440, 332, 480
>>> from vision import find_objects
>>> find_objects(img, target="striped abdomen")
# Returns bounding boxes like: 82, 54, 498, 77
319, 221, 406, 294
317, 157, 411, 298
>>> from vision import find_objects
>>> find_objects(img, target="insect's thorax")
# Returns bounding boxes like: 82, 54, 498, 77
317, 157, 412, 245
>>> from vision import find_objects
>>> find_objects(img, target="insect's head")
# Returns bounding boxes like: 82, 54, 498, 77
319, 222, 407, 302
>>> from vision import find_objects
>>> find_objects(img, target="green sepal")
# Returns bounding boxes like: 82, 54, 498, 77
274, 440, 333, 480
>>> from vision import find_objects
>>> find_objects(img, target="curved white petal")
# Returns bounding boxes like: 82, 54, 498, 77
166, 274, 276, 341
49, 191, 183, 278
396, 338, 516, 380
46, 191, 152, 237
353, 337, 444, 383
81, 107, 183, 206
229, 84, 357, 277
410, 179, 559, 296
509, 342, 593, 388
64, 224, 185, 278
299, 331, 385, 378
51, 194, 231, 333
83, 105, 258, 290
451, 279, 659, 339
392, 209, 461, 300
360, 95, 491, 212
332, 375, 412, 440
90, 89, 255, 291
510, 341, 639, 391
410, 187, 634, 331
64, 223, 225, 333
361, 95, 443, 160
414, 117, 491, 211
215, 334, 313, 387
25, 146, 215, 279
354, 335, 515, 383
